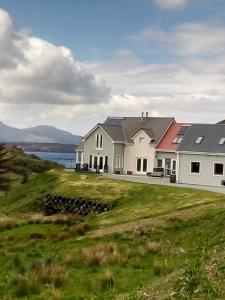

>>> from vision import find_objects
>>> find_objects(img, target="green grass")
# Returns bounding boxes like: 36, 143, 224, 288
1, 170, 225, 299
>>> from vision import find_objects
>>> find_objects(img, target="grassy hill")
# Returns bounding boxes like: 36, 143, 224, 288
0, 145, 62, 192
0, 170, 225, 299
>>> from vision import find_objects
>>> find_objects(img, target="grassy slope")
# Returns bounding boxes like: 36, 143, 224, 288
0, 170, 225, 299
0, 146, 62, 191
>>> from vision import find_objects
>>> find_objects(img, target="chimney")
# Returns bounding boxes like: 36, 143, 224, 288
146, 112, 149, 118
141, 112, 144, 119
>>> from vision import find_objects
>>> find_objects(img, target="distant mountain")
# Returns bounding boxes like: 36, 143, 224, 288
0, 122, 82, 145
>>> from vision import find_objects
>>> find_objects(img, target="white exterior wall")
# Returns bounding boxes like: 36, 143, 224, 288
83, 127, 114, 173
178, 152, 225, 186
124, 131, 155, 174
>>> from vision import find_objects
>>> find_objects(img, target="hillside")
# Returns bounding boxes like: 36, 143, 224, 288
0, 170, 225, 299
0, 122, 82, 144
0, 146, 62, 191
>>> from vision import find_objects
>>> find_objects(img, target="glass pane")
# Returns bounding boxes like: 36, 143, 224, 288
157, 159, 163, 168
105, 156, 108, 167
137, 159, 141, 172
94, 156, 98, 169
165, 158, 171, 169
143, 159, 147, 172
214, 163, 223, 175
191, 162, 200, 173
89, 155, 92, 168
172, 160, 176, 170
99, 157, 103, 169
100, 135, 103, 148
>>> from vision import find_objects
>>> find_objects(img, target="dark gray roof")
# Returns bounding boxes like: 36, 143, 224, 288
103, 117, 174, 144
100, 124, 126, 142
178, 124, 225, 153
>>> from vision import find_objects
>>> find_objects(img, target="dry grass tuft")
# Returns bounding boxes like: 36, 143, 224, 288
69, 222, 89, 236
29, 232, 45, 240
167, 215, 183, 223
82, 242, 117, 266
145, 240, 161, 254
36, 262, 68, 287
100, 268, 116, 289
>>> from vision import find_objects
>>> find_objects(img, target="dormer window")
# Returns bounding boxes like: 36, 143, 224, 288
96, 134, 103, 149
172, 137, 183, 144
195, 136, 204, 144
218, 138, 225, 145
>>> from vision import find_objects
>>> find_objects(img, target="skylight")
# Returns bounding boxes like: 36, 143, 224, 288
195, 136, 204, 144
218, 137, 225, 145
173, 137, 183, 144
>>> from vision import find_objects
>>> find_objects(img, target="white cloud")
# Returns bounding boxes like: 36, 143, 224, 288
0, 8, 110, 106
152, 0, 188, 10
130, 22, 225, 56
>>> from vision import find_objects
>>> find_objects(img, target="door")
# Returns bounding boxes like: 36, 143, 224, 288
171, 159, 176, 175
136, 158, 148, 174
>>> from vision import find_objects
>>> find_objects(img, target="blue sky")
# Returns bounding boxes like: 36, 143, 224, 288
1, 0, 225, 134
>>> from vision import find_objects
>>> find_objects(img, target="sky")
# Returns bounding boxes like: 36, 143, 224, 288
1, 0, 225, 134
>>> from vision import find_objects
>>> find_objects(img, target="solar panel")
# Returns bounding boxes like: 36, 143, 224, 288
178, 125, 191, 135
104, 117, 124, 126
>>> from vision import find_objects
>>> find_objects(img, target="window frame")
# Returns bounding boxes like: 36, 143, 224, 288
190, 161, 200, 175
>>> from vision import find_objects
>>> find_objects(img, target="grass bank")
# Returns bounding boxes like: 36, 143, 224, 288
0, 170, 225, 299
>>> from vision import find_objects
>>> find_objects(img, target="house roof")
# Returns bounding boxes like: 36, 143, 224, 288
156, 123, 190, 151
178, 124, 225, 153
100, 124, 126, 142
131, 128, 155, 140
103, 117, 174, 144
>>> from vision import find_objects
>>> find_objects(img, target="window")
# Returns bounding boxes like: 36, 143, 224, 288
157, 159, 163, 168
100, 134, 103, 148
191, 162, 200, 174
173, 137, 183, 144
94, 156, 98, 169
89, 155, 93, 168
143, 159, 148, 172
218, 138, 225, 145
195, 136, 204, 144
96, 134, 103, 149
99, 157, 103, 170
137, 159, 141, 172
214, 163, 224, 175
104, 156, 108, 168
115, 156, 123, 168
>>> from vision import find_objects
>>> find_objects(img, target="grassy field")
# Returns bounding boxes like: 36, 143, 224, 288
1, 170, 225, 299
